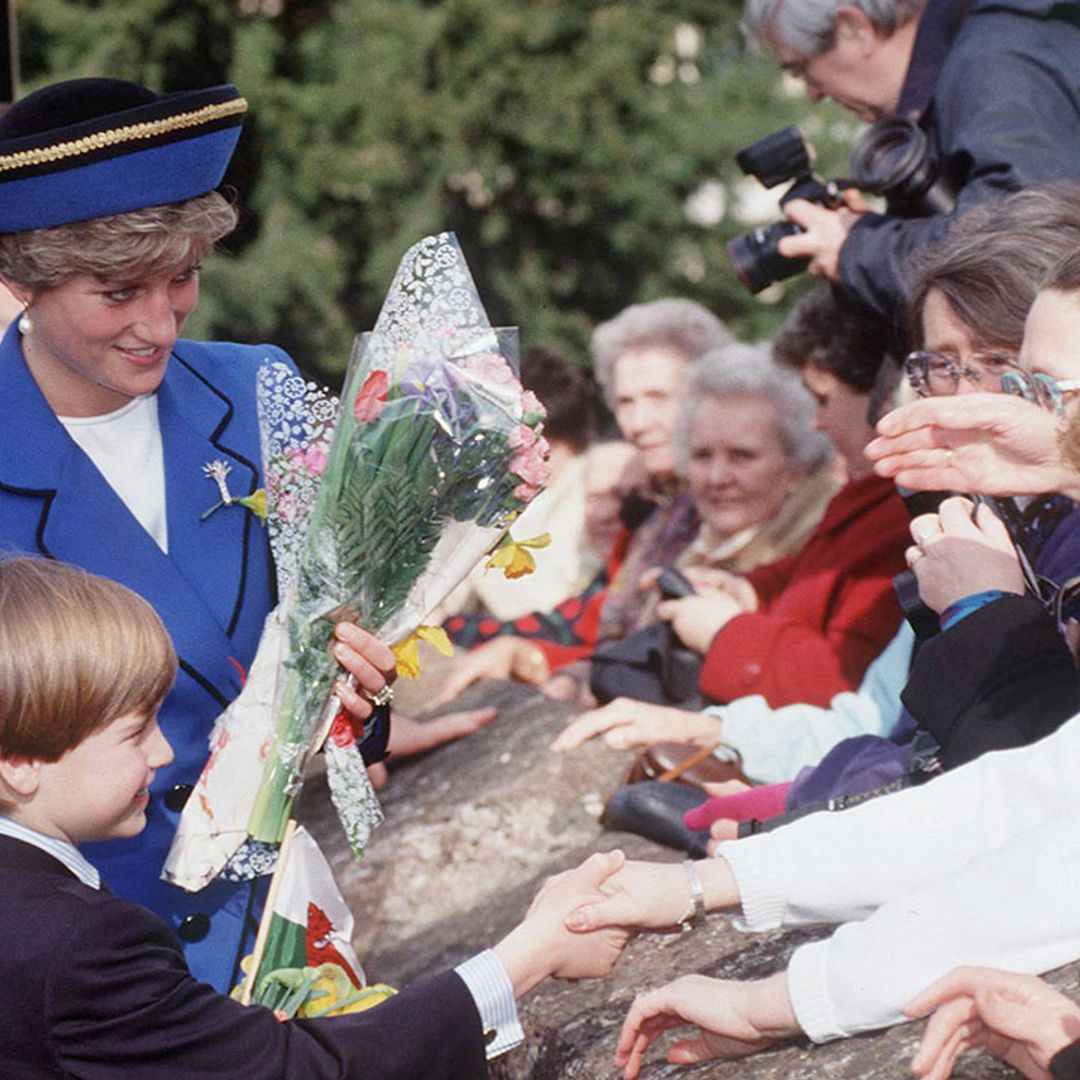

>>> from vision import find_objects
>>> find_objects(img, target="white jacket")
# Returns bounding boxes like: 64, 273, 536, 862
719, 711, 1080, 1040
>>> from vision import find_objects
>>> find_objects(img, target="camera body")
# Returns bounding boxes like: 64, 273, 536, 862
727, 118, 955, 294
727, 126, 843, 294
656, 566, 696, 601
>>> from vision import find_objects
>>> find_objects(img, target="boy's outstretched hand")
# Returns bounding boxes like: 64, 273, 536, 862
493, 850, 633, 998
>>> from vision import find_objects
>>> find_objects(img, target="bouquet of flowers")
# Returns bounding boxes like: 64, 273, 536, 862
163, 232, 548, 889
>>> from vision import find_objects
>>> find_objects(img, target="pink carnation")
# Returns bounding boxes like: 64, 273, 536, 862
521, 389, 546, 417
510, 432, 550, 500
514, 481, 543, 504
508, 423, 538, 451
288, 446, 328, 477
512, 449, 549, 487
460, 351, 516, 385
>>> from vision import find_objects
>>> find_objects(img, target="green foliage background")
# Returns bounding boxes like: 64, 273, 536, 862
16, 0, 858, 382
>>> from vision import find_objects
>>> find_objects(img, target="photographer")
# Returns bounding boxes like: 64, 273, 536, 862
743, 0, 1080, 319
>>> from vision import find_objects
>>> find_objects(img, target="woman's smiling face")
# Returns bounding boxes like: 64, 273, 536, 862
686, 394, 804, 537
12, 260, 200, 417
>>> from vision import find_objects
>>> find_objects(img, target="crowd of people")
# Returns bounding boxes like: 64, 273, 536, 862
3, 0, 1080, 1076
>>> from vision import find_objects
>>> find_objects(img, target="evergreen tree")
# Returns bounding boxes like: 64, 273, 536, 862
18, 0, 854, 381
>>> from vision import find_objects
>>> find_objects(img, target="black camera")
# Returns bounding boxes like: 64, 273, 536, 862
656, 566, 696, 600
727, 118, 954, 294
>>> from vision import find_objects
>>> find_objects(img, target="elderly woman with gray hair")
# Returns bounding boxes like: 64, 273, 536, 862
555, 286, 911, 764
438, 303, 837, 703
664, 343, 835, 584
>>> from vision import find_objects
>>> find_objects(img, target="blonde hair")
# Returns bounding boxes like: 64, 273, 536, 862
0, 558, 176, 762
0, 191, 237, 291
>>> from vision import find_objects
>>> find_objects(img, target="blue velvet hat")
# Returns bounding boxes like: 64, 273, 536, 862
0, 78, 247, 232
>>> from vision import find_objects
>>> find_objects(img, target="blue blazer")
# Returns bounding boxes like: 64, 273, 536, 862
0, 325, 287, 991
0, 835, 488, 1079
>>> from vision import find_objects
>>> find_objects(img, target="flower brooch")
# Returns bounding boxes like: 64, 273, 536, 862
202, 460, 267, 523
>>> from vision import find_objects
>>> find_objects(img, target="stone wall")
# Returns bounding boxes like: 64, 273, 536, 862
298, 679, 1068, 1079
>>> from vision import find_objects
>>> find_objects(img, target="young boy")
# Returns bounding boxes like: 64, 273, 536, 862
0, 558, 629, 1079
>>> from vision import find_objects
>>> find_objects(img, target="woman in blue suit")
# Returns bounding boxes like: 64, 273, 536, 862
0, 78, 397, 993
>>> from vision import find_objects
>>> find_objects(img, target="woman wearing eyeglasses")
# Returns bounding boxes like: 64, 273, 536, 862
677, 186, 1080, 852
793, 190, 1080, 805
555, 195, 1080, 1080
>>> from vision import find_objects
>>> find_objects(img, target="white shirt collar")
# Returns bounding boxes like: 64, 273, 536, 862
0, 816, 101, 889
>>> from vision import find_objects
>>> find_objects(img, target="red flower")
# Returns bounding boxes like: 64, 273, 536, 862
515, 614, 541, 633
353, 370, 390, 423
328, 713, 357, 748
478, 618, 501, 636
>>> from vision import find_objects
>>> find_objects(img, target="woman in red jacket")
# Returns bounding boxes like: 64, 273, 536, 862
652, 289, 910, 709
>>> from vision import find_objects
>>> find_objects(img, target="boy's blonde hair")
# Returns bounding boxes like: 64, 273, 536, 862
0, 558, 176, 761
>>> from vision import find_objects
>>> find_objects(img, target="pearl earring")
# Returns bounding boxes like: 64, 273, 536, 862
17, 308, 32, 336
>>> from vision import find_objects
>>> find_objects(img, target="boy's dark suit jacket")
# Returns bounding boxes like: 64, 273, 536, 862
0, 836, 489, 1079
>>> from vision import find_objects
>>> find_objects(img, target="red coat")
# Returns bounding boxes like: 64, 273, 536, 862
700, 473, 909, 708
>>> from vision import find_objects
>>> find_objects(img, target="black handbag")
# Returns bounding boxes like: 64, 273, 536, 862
589, 621, 704, 708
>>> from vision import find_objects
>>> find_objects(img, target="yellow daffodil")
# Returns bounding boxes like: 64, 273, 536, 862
484, 531, 550, 579
236, 488, 268, 523
201, 486, 268, 524
392, 624, 454, 679
305, 983, 398, 1017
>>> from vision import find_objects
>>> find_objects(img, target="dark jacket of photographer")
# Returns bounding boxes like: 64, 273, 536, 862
840, 0, 1080, 318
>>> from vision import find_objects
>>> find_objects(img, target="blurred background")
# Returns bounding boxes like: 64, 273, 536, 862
9, 0, 858, 383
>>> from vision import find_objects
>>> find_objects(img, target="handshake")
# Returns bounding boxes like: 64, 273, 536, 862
491, 849, 633, 999
493, 849, 731, 997
489, 852, 798, 1080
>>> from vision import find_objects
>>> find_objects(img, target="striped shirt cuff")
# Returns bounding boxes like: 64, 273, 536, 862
455, 949, 525, 1059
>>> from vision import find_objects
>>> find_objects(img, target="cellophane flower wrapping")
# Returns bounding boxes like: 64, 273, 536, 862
247, 231, 548, 848
162, 371, 342, 891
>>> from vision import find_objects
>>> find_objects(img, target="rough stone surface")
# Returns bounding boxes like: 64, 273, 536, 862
297, 679, 1074, 1079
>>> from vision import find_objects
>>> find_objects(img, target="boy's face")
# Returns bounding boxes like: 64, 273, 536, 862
34, 711, 173, 845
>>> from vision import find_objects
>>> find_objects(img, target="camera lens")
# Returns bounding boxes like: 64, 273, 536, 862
849, 117, 953, 213
727, 220, 807, 294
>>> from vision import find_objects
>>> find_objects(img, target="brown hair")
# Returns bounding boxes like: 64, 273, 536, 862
0, 191, 237, 291
907, 183, 1080, 352
520, 346, 597, 452
773, 285, 896, 392
1043, 249, 1080, 295
0, 558, 176, 762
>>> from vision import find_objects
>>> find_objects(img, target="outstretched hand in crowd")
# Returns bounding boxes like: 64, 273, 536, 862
551, 697, 721, 753
433, 635, 551, 705
867, 393, 1074, 497
614, 972, 798, 1078
494, 849, 633, 998
906, 967, 1080, 1080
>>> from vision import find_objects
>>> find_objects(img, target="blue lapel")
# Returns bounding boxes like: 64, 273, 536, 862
158, 348, 262, 638
0, 326, 264, 699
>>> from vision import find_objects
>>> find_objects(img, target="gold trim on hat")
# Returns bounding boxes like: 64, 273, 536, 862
0, 97, 248, 174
